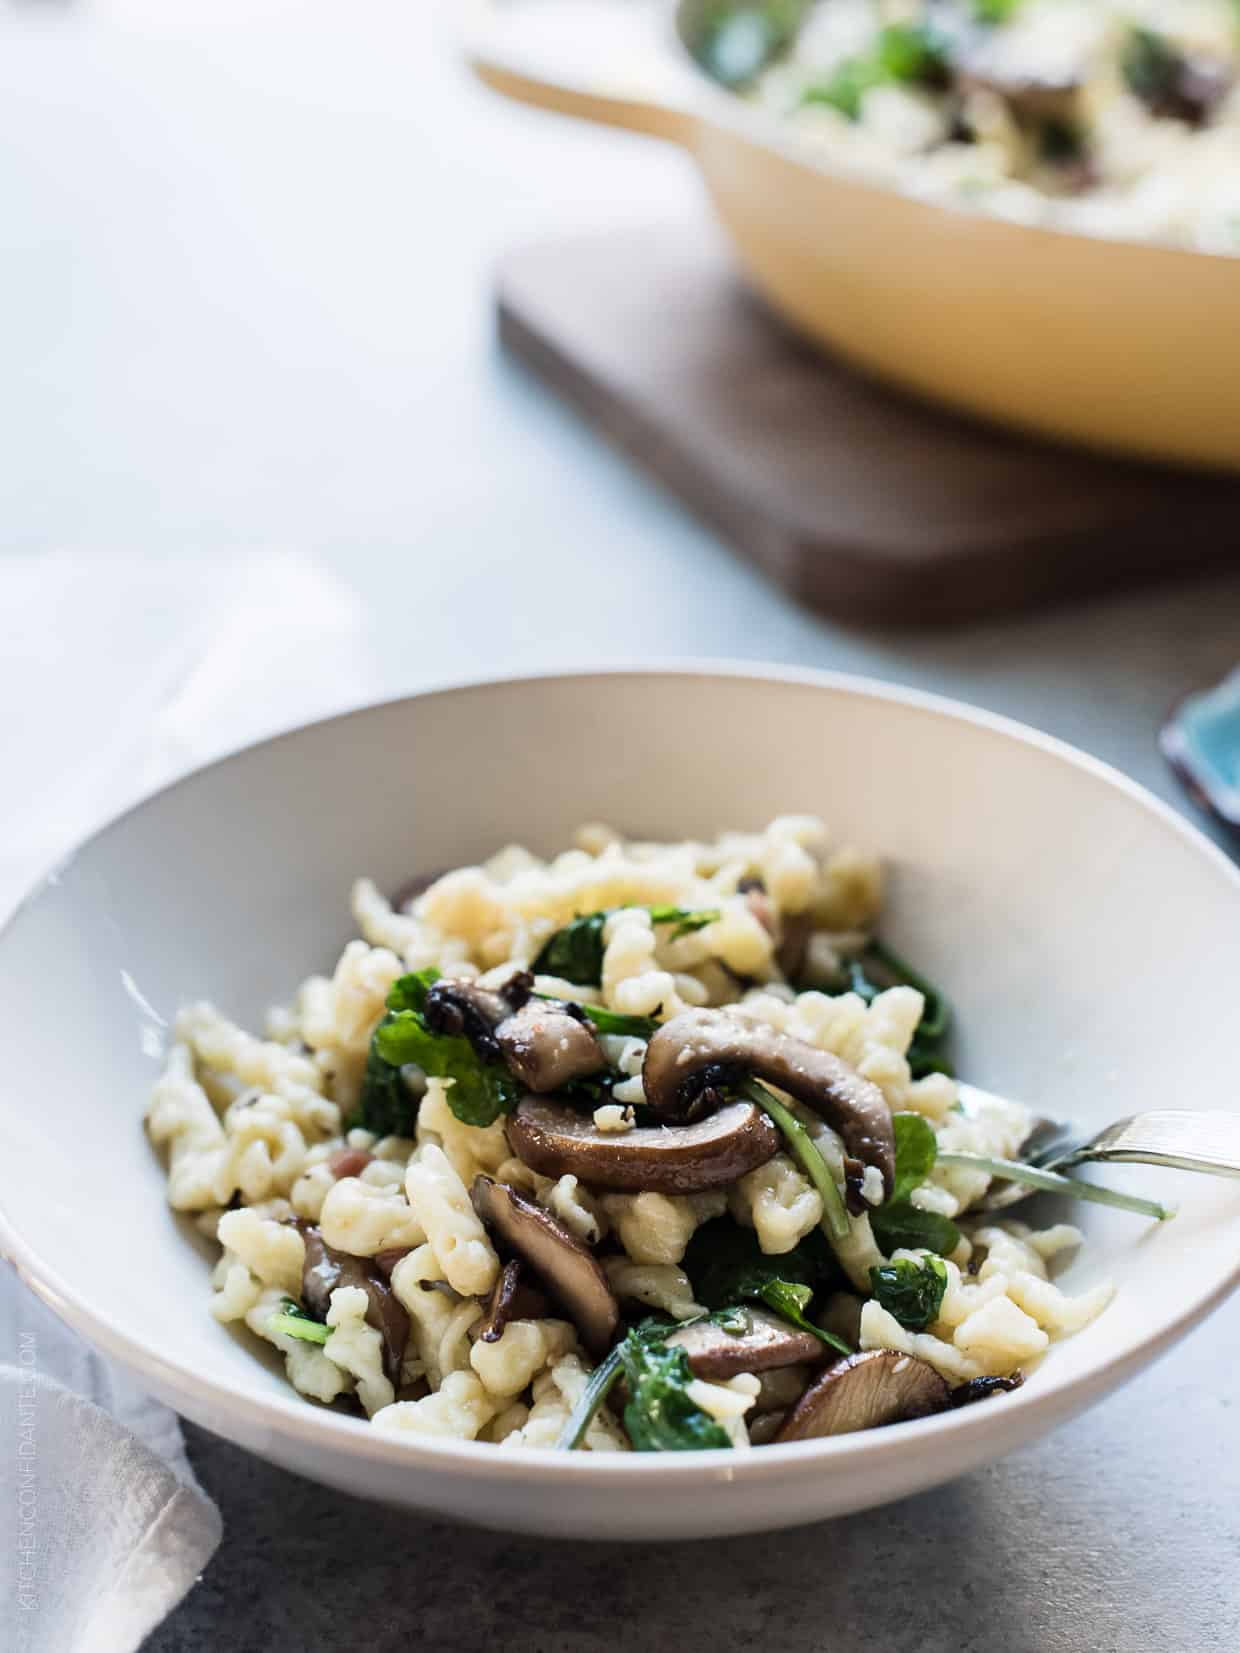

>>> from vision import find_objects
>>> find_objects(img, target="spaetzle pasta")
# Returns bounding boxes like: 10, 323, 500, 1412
147, 816, 1116, 1452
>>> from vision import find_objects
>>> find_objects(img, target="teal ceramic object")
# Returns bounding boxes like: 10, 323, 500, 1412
1162, 671, 1240, 835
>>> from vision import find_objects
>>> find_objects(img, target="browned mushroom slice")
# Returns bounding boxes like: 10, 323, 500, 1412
958, 63, 1083, 124
300, 1225, 410, 1389
747, 1410, 788, 1445
666, 1308, 828, 1380
476, 1259, 551, 1344
469, 1176, 619, 1357
505, 1096, 780, 1195
494, 1001, 607, 1093
776, 912, 813, 984
423, 974, 533, 1062
776, 1350, 949, 1441
642, 1009, 896, 1198
817, 1291, 864, 1351
949, 1373, 1024, 1408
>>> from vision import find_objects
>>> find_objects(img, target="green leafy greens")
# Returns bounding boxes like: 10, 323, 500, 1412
646, 904, 723, 940
801, 23, 950, 121
683, 1218, 850, 1356
267, 1299, 330, 1346
355, 968, 520, 1133
531, 911, 609, 985
869, 1255, 948, 1330
532, 905, 721, 986
1121, 26, 1183, 107
889, 1112, 938, 1203
574, 1003, 660, 1040
356, 1038, 419, 1140
743, 1079, 851, 1241
756, 1280, 851, 1355
869, 1110, 961, 1257
685, 0, 813, 91
619, 1336, 734, 1452
869, 1202, 961, 1257
935, 1152, 1173, 1221
684, 1216, 835, 1307
557, 1318, 732, 1453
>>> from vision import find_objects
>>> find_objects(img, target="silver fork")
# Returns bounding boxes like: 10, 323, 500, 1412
958, 1084, 1240, 1215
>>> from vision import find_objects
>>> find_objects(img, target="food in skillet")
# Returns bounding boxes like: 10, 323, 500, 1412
148, 817, 1130, 1451
740, 0, 1240, 253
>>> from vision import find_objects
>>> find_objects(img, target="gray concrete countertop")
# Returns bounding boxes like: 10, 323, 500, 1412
2, 2, 1237, 1648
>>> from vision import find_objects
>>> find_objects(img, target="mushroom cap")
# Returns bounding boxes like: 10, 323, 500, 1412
423, 976, 531, 1061
665, 1308, 828, 1380
506, 1096, 781, 1195
469, 1175, 619, 1357
949, 1373, 1024, 1409
300, 1225, 410, 1388
477, 1259, 551, 1344
642, 1009, 896, 1198
776, 1350, 949, 1442
494, 1001, 606, 1093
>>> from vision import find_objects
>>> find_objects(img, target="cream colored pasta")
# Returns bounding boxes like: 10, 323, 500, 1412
602, 1259, 703, 1322
599, 1190, 727, 1267
319, 1176, 426, 1257
209, 1257, 263, 1324
728, 1156, 823, 1256
246, 1286, 354, 1404
215, 1208, 305, 1298
756, 0, 1240, 256
477, 1401, 532, 1445
325, 1285, 395, 1417
372, 1371, 500, 1441
404, 1144, 499, 1297
503, 1356, 629, 1452
389, 1244, 464, 1391
147, 1043, 229, 1211
468, 1318, 576, 1399
685, 1373, 761, 1449
541, 1174, 606, 1246
416, 1081, 511, 1187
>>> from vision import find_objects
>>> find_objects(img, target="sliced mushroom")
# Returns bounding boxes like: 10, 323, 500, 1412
494, 1000, 607, 1093
373, 1246, 415, 1278
506, 1096, 780, 1194
949, 1373, 1024, 1409
776, 1350, 949, 1441
958, 63, 1083, 125
300, 1225, 410, 1388
476, 1258, 551, 1343
423, 974, 532, 1061
776, 912, 813, 984
666, 1308, 827, 1380
747, 1410, 788, 1445
817, 1291, 864, 1350
469, 1176, 619, 1357
642, 1009, 896, 1198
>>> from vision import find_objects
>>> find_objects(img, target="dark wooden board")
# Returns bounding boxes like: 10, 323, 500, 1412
497, 223, 1240, 625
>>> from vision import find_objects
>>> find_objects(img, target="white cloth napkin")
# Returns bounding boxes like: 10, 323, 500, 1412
0, 549, 383, 1650
0, 1274, 223, 1653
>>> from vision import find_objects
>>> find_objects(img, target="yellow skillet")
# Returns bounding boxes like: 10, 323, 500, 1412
464, 0, 1240, 472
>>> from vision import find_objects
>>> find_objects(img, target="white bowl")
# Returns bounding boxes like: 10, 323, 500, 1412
3, 665, 1239, 1540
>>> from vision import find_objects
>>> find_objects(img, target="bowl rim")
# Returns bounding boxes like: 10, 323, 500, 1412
4, 659, 1240, 1487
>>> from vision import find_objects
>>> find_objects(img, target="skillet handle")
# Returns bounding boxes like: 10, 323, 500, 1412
461, 0, 699, 144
